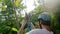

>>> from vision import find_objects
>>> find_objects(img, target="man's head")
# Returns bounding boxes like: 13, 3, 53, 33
38, 12, 51, 28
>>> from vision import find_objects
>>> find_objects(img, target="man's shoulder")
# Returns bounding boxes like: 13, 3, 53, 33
27, 29, 48, 32
26, 29, 46, 34
26, 29, 53, 34
26, 29, 41, 34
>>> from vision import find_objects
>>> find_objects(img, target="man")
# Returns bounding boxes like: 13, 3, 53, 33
18, 12, 53, 34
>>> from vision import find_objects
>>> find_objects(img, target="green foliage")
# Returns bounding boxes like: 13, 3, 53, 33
0, 23, 11, 34
0, 0, 25, 34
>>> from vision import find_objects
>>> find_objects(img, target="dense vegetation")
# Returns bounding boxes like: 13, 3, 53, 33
0, 0, 60, 34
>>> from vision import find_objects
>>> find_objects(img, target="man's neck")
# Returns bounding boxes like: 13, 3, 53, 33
41, 25, 51, 32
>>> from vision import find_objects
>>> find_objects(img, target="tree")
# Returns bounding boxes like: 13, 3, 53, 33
0, 0, 25, 34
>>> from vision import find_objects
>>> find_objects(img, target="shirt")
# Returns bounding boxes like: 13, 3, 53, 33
26, 29, 53, 34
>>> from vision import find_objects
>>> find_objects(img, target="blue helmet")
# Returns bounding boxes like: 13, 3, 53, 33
38, 12, 51, 25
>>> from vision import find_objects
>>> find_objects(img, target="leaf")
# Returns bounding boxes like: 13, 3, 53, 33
12, 28, 18, 32
0, 0, 2, 2
2, 6, 6, 11
14, 0, 22, 7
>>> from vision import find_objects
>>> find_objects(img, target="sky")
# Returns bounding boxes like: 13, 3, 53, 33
21, 0, 36, 13
21, 0, 36, 17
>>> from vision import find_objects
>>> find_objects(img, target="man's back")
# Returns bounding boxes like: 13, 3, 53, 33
26, 29, 53, 34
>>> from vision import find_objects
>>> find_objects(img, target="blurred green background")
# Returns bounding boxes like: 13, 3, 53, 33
0, 0, 60, 34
